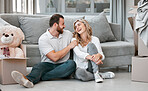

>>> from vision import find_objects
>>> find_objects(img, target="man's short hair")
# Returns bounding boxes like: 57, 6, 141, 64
49, 14, 64, 27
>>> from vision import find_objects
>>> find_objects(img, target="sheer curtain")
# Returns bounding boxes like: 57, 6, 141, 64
0, 0, 13, 13
110, 0, 126, 40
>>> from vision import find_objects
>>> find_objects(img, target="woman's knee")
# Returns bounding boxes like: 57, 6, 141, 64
87, 43, 95, 48
87, 43, 96, 50
87, 43, 98, 55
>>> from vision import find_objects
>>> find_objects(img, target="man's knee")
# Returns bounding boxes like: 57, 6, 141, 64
67, 60, 76, 67
33, 62, 48, 70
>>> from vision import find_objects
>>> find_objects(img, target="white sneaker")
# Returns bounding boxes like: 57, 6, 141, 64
11, 71, 34, 88
100, 72, 115, 79
94, 71, 103, 83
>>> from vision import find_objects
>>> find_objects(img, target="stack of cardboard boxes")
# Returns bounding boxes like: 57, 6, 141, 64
128, 6, 148, 83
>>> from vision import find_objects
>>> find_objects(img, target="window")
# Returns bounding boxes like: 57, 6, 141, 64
36, 0, 110, 14
65, 0, 91, 13
94, 0, 110, 13
45, 0, 62, 13
12, 0, 110, 14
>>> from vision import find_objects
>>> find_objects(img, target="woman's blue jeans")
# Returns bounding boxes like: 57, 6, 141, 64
87, 43, 99, 73
26, 60, 76, 84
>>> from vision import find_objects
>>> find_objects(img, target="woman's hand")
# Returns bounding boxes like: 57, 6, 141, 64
95, 59, 103, 65
92, 53, 103, 65
86, 55, 93, 60
86, 53, 103, 65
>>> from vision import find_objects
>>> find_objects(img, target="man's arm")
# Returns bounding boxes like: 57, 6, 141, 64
46, 40, 77, 62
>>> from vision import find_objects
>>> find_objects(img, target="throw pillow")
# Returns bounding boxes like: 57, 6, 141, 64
0, 18, 10, 27
64, 16, 84, 33
85, 12, 116, 43
19, 17, 50, 44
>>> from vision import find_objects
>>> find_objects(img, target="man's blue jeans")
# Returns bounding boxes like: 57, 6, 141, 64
26, 60, 76, 84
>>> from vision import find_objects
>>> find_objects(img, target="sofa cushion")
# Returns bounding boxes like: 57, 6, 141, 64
19, 17, 50, 44
101, 41, 135, 57
85, 12, 116, 43
64, 16, 84, 33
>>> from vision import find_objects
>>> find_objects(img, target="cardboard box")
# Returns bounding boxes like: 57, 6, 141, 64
0, 44, 28, 85
132, 56, 148, 82
129, 6, 148, 83
0, 58, 27, 84
138, 36, 148, 56
128, 16, 148, 56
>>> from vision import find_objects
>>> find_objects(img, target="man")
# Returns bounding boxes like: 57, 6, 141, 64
11, 14, 77, 88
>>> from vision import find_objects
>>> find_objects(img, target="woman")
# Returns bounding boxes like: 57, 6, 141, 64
71, 19, 115, 83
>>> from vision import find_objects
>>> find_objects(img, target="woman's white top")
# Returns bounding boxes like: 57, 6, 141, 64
71, 36, 105, 69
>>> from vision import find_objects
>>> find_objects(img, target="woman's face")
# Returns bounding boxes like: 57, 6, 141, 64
75, 21, 86, 35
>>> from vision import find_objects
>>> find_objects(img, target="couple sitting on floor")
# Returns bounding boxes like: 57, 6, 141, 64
11, 14, 115, 88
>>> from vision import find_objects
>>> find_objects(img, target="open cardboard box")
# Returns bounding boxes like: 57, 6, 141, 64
128, 6, 148, 83
0, 44, 28, 85
128, 16, 148, 56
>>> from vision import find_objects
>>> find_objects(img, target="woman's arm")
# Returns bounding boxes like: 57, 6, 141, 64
71, 38, 90, 59
73, 45, 90, 59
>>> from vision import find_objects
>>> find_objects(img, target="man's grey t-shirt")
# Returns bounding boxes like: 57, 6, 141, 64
38, 29, 73, 64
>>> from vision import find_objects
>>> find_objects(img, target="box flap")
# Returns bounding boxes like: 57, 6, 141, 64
128, 6, 137, 14
128, 17, 134, 30
0, 57, 29, 60
128, 17, 138, 56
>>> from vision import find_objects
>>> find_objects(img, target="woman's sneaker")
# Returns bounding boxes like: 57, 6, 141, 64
99, 72, 115, 79
94, 71, 103, 83
11, 71, 34, 88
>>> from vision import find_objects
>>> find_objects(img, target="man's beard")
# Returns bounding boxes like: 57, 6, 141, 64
57, 25, 63, 34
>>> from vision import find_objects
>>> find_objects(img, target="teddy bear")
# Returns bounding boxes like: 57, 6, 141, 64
0, 25, 25, 58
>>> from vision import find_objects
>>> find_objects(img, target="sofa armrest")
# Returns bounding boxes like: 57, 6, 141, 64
109, 23, 121, 41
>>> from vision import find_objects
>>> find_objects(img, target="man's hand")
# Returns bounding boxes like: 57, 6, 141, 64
46, 40, 77, 62
68, 40, 78, 49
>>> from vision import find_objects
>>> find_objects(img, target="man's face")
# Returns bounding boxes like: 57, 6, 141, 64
56, 18, 65, 34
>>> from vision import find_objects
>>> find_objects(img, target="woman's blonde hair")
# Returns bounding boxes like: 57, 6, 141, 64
73, 19, 92, 47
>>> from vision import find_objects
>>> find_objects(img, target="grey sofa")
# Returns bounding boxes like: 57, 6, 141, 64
0, 14, 135, 71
